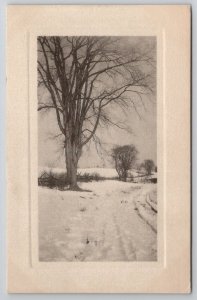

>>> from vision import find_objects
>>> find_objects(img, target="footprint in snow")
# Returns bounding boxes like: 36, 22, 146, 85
121, 200, 128, 204
121, 190, 129, 194
80, 207, 87, 212
64, 227, 70, 233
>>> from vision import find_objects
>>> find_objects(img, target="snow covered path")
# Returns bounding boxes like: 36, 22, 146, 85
39, 181, 157, 261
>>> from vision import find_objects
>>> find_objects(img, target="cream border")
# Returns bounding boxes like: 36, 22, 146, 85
7, 5, 190, 293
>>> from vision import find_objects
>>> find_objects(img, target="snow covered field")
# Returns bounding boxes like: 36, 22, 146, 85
38, 172, 157, 262
38, 166, 140, 178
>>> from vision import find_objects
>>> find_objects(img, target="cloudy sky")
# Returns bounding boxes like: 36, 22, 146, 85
38, 36, 157, 169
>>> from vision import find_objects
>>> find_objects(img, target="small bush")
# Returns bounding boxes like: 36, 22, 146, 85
91, 172, 103, 181
77, 172, 104, 182
128, 174, 134, 182
38, 170, 69, 190
77, 172, 91, 182
38, 170, 106, 189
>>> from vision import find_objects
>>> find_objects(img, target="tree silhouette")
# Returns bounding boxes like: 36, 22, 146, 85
112, 145, 138, 181
142, 159, 155, 176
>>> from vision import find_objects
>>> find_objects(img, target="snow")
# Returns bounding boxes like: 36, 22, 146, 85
77, 168, 117, 178
39, 166, 120, 178
38, 166, 65, 177
39, 179, 157, 261
38, 166, 156, 180
134, 186, 157, 232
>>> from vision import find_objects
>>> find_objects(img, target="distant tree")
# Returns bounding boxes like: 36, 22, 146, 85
155, 166, 157, 172
112, 145, 138, 181
142, 159, 155, 176
136, 163, 142, 174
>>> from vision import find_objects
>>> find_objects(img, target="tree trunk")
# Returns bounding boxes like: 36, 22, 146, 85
69, 160, 78, 190
122, 170, 127, 182
65, 149, 71, 185
65, 140, 80, 190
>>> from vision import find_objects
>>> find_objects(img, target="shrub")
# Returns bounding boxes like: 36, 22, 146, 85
38, 170, 105, 189
112, 144, 138, 181
77, 172, 103, 182
38, 170, 69, 190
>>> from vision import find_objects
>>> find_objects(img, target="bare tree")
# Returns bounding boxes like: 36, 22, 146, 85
38, 36, 155, 190
112, 145, 138, 181
142, 159, 155, 176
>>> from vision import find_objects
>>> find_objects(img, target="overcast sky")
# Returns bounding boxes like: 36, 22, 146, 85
38, 36, 157, 169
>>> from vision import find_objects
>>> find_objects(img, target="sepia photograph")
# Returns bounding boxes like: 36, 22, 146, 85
6, 5, 191, 293
37, 36, 157, 262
